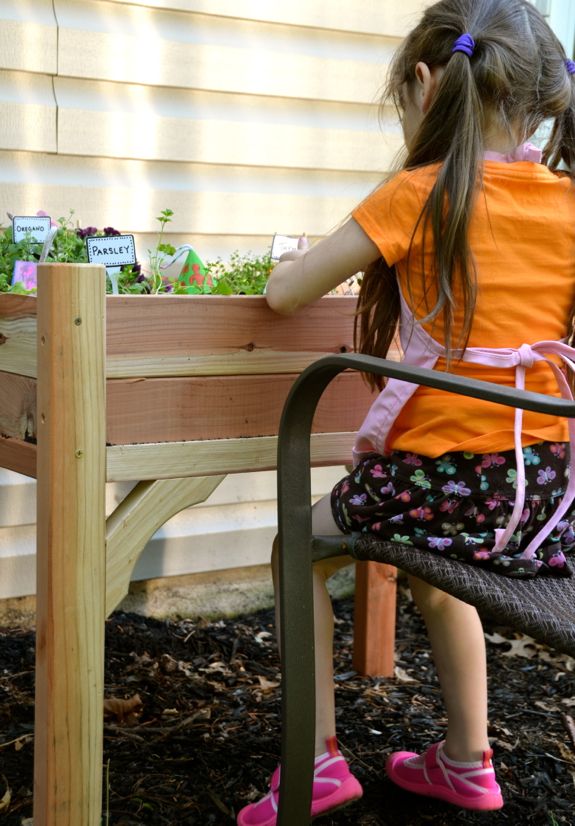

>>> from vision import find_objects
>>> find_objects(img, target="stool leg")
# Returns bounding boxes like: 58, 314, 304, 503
353, 561, 397, 677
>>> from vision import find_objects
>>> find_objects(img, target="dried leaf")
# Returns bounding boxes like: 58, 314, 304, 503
0, 733, 33, 752
492, 738, 515, 752
394, 666, 417, 683
539, 650, 575, 671
534, 700, 558, 713
562, 713, 575, 751
256, 675, 280, 692
0, 776, 11, 813
160, 653, 179, 673
557, 741, 575, 764
484, 631, 509, 645
104, 693, 143, 725
484, 632, 538, 659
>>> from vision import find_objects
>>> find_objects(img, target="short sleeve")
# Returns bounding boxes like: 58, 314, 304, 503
352, 170, 428, 267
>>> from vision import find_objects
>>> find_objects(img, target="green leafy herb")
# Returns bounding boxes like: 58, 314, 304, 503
0, 208, 274, 296
205, 251, 273, 295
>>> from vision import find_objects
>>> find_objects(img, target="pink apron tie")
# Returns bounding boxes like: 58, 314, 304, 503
353, 290, 575, 557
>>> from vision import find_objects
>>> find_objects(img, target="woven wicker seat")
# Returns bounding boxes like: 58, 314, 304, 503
274, 353, 575, 825
351, 535, 575, 656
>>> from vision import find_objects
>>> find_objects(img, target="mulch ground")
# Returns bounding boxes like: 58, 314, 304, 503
1, 584, 575, 825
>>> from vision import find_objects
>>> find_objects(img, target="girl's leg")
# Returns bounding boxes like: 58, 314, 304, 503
237, 495, 362, 826
271, 492, 351, 755
408, 575, 490, 762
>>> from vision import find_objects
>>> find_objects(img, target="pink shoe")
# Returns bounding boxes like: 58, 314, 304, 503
237, 737, 363, 825
386, 741, 503, 811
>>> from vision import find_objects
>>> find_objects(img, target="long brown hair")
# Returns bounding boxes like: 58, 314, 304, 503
356, 0, 575, 389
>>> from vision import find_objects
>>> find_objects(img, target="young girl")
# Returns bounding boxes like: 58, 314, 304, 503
237, 1, 575, 822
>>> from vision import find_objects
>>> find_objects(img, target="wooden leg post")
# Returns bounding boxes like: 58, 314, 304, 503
34, 264, 106, 825
353, 561, 397, 677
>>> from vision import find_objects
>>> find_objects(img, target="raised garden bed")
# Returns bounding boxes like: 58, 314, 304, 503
0, 264, 392, 826
0, 291, 374, 450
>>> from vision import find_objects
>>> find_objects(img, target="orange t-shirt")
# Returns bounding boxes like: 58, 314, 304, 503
352, 161, 575, 457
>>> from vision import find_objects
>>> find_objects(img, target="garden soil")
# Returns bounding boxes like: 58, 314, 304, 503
1, 585, 575, 825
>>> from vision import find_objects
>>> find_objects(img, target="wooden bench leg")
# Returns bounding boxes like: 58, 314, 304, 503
34, 264, 106, 825
353, 561, 397, 677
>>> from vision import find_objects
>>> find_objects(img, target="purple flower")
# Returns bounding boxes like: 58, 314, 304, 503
76, 226, 98, 239
103, 226, 121, 236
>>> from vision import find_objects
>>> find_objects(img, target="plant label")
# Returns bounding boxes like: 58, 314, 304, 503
12, 215, 52, 244
270, 234, 301, 261
86, 234, 136, 267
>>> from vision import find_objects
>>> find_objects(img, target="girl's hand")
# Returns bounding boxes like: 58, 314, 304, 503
265, 218, 380, 315
278, 248, 307, 262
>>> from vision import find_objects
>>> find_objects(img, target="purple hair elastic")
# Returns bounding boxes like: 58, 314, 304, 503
452, 32, 475, 58
566, 59, 575, 76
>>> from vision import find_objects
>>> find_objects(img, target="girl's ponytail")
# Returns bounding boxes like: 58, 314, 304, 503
354, 258, 399, 390
407, 47, 483, 357
543, 72, 575, 178
356, 24, 485, 367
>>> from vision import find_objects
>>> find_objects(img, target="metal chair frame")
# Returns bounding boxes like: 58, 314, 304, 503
275, 353, 575, 825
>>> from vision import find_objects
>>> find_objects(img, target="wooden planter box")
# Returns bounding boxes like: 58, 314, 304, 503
0, 290, 375, 473
0, 266, 393, 826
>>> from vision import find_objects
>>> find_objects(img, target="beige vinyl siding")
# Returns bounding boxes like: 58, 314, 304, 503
2, 2, 574, 603
0, 0, 422, 600
0, 0, 418, 252
101, 0, 429, 37
0, 1, 57, 74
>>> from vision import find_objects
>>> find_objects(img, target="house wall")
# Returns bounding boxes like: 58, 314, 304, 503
0, 0, 573, 602
0, 0, 428, 601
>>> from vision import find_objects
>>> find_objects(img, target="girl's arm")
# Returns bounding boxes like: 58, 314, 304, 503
265, 217, 381, 315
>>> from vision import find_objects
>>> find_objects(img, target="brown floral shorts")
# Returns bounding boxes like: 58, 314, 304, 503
331, 442, 574, 578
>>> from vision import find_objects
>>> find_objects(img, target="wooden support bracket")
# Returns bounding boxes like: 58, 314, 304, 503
105, 474, 226, 615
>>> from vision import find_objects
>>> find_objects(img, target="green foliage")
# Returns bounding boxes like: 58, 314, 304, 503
147, 208, 176, 294
50, 212, 89, 263
0, 208, 274, 296
0, 211, 88, 294
205, 251, 273, 295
